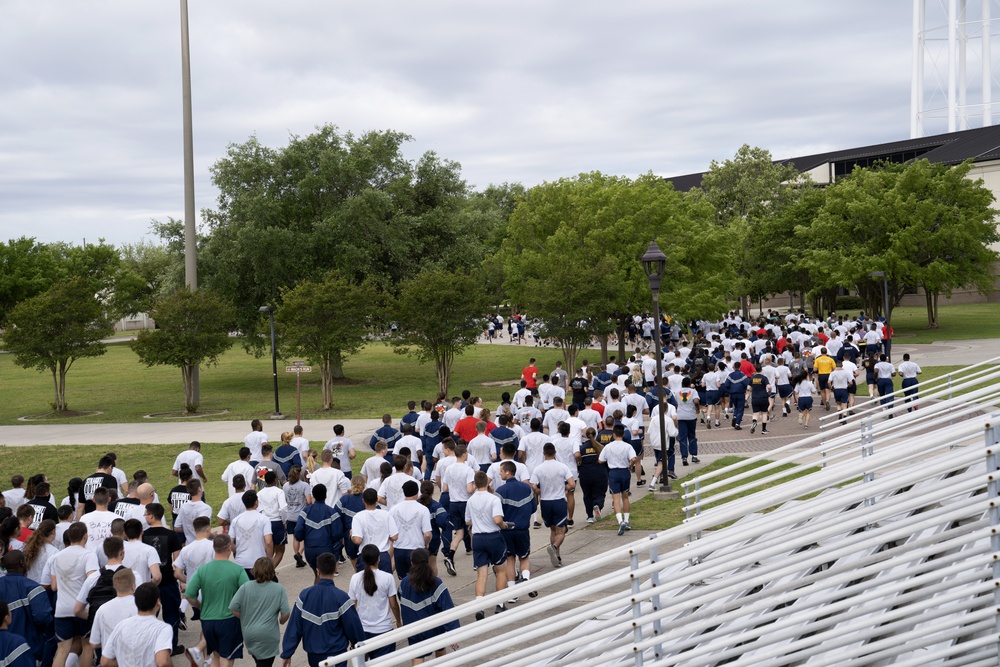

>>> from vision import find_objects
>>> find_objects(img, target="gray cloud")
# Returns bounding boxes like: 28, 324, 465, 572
0, 1, 918, 245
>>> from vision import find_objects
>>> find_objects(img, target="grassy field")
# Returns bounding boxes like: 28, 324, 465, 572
890, 302, 1000, 343
589, 456, 821, 531
0, 341, 566, 425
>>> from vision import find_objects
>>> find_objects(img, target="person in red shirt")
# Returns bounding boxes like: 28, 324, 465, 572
739, 354, 755, 379
521, 358, 539, 396
454, 405, 481, 443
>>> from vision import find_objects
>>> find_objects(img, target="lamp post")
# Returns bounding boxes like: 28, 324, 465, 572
868, 271, 891, 361
259, 306, 283, 419
179, 0, 199, 406
642, 241, 669, 491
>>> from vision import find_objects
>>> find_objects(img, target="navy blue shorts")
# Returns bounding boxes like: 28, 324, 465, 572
271, 519, 287, 546
777, 384, 793, 399
608, 469, 631, 495
502, 528, 530, 559
539, 499, 568, 528
285, 520, 297, 536
203, 617, 244, 660
356, 550, 392, 575
472, 531, 508, 568
394, 547, 414, 579
447, 501, 467, 531
817, 374, 830, 390
798, 396, 814, 412
833, 388, 849, 404
55, 616, 89, 641
704, 389, 720, 406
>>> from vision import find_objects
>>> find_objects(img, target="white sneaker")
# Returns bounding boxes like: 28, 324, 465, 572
185, 647, 203, 667
586, 517, 595, 524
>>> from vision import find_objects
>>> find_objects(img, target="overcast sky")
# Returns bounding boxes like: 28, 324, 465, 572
1, 2, 923, 247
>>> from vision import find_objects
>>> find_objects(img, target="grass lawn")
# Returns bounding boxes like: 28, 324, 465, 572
891, 302, 1000, 343
0, 441, 375, 523
0, 341, 567, 425
588, 456, 820, 531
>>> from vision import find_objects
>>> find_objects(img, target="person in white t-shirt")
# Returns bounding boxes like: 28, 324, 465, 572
256, 471, 288, 567
101, 582, 174, 667
897, 353, 923, 412
122, 519, 161, 585
466, 471, 510, 619
323, 425, 357, 479
529, 443, 575, 569
350, 489, 398, 574
88, 567, 138, 656
290, 424, 311, 458
52, 522, 99, 667
228, 491, 273, 572
171, 441, 207, 486
466, 422, 496, 473
795, 371, 817, 428
388, 480, 432, 580
173, 480, 212, 546
81, 488, 117, 554
221, 448, 256, 497
311, 450, 351, 505
598, 426, 638, 536
244, 420, 269, 466
348, 543, 401, 661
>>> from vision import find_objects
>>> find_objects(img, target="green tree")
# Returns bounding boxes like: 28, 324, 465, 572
392, 267, 487, 396
201, 125, 497, 352
694, 145, 802, 316
276, 272, 381, 410
4, 278, 114, 411
503, 173, 732, 367
0, 237, 61, 322
799, 159, 998, 326
130, 289, 235, 412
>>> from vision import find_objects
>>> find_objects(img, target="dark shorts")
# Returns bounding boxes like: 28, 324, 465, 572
55, 616, 89, 642
472, 531, 508, 568
777, 384, 793, 399
447, 501, 467, 531
798, 396, 814, 411
817, 374, 830, 390
304, 546, 332, 573
394, 547, 414, 578
271, 520, 287, 546
848, 381, 857, 395
751, 399, 769, 413
356, 550, 392, 575
502, 528, 531, 560
608, 469, 631, 495
539, 499, 568, 528
203, 617, 244, 660
285, 520, 297, 536
833, 388, 849, 404
704, 389, 720, 406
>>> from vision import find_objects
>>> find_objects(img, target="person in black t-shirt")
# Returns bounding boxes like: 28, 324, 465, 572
142, 502, 184, 654
81, 455, 119, 516
576, 428, 609, 523
569, 369, 589, 410
167, 466, 194, 528
24, 482, 58, 529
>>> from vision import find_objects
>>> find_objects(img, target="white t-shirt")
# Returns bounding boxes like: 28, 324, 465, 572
465, 490, 503, 534
77, 563, 127, 609
256, 486, 287, 522
221, 460, 256, 496
27, 542, 59, 584
486, 460, 529, 490
579, 408, 602, 432
244, 431, 269, 462
542, 408, 569, 434
442, 461, 476, 502
218, 492, 247, 525
2, 488, 26, 510
551, 436, 579, 477
103, 615, 173, 667
90, 594, 137, 647
290, 436, 311, 456
82, 510, 117, 553
323, 438, 355, 473
796, 380, 816, 397
348, 568, 397, 634
310, 467, 350, 504
229, 510, 272, 568
378, 472, 410, 510
172, 450, 203, 475
388, 500, 432, 550
520, 432, 548, 473
599, 440, 636, 470
53, 545, 99, 617
829, 368, 853, 390
174, 538, 215, 579
530, 460, 573, 501
467, 435, 495, 466
123, 540, 161, 586
351, 509, 398, 552
175, 500, 213, 544
360, 457, 387, 487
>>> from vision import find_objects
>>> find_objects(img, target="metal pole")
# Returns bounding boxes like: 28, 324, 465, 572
949, 0, 958, 132
912, 0, 925, 137
269, 310, 282, 419
882, 275, 891, 361
180, 0, 199, 406
296, 370, 302, 426
629, 552, 644, 667
983, 0, 992, 126
652, 291, 669, 491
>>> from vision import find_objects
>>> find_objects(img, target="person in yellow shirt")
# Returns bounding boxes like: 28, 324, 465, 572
813, 348, 837, 411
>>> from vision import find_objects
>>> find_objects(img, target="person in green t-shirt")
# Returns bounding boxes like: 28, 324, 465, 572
184, 534, 249, 667
230, 557, 291, 667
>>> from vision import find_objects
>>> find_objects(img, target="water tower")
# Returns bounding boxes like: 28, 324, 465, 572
912, 0, 1000, 136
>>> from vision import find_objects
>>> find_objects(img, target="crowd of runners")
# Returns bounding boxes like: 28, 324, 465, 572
0, 309, 923, 667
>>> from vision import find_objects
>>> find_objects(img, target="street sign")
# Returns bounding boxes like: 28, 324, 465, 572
285, 366, 312, 373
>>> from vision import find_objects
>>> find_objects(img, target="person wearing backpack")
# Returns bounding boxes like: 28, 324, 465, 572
74, 537, 127, 661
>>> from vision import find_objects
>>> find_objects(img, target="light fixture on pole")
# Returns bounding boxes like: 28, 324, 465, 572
642, 240, 669, 491
259, 305, 283, 419
868, 271, 891, 361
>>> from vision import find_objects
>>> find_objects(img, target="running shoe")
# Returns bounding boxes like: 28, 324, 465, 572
185, 647, 203, 667
666, 471, 678, 480
682, 459, 689, 466
533, 521, 542, 529
624, 522, 631, 531
691, 457, 700, 463
444, 556, 457, 576
593, 506, 601, 520
750, 419, 757, 434
495, 605, 507, 614
617, 522, 626, 536
547, 544, 559, 567
475, 610, 486, 621
178, 614, 187, 631
586, 517, 595, 524
294, 554, 306, 568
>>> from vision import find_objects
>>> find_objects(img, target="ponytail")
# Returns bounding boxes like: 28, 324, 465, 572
361, 544, 380, 597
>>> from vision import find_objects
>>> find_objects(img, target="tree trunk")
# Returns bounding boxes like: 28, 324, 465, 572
616, 314, 630, 360
599, 335, 608, 364
57, 360, 68, 411
933, 290, 939, 327
924, 288, 935, 328
560, 342, 579, 379
321, 356, 333, 411
328, 350, 345, 380
182, 365, 198, 413
436, 349, 453, 397
50, 365, 60, 412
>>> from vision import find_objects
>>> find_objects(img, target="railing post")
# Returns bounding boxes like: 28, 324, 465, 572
862, 418, 876, 509
648, 537, 664, 660
630, 551, 644, 667
694, 480, 703, 540
983, 419, 1000, 641
347, 654, 366, 667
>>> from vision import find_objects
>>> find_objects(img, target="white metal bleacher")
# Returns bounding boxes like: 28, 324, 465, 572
330, 358, 1000, 667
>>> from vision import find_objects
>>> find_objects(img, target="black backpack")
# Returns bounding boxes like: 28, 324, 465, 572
86, 566, 119, 620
